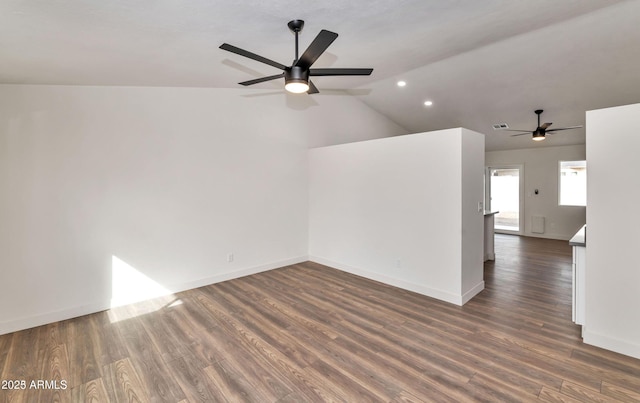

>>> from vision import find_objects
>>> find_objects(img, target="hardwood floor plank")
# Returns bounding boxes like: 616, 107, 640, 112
138, 312, 189, 364
399, 318, 563, 393
306, 357, 393, 402
71, 378, 111, 403
328, 333, 469, 402
241, 275, 343, 336
35, 342, 71, 403
0, 333, 13, 379
570, 349, 640, 387
601, 380, 640, 402
1, 328, 41, 380
0, 389, 28, 403
203, 359, 274, 403
66, 315, 109, 388
466, 371, 540, 402
474, 330, 603, 391
167, 353, 223, 403
202, 329, 295, 401
119, 320, 187, 402
193, 293, 323, 399
212, 281, 319, 368
538, 385, 585, 403
102, 357, 149, 403
91, 311, 130, 366
390, 389, 432, 403
559, 380, 619, 402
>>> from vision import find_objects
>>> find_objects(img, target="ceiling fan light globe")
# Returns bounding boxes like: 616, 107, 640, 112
285, 81, 309, 93
532, 133, 546, 141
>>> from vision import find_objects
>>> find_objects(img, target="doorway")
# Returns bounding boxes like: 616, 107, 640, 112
486, 165, 522, 233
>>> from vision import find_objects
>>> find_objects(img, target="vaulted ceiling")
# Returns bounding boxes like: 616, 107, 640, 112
2, 0, 638, 150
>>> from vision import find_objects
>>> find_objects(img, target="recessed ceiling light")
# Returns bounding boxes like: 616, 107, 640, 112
424, 100, 433, 106
397, 81, 407, 87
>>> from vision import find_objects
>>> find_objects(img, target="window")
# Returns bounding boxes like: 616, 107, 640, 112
559, 160, 587, 206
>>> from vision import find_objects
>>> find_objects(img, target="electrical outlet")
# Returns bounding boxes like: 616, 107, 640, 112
227, 253, 234, 263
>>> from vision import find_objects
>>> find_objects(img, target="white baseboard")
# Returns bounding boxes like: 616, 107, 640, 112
0, 255, 308, 336
524, 232, 573, 241
169, 255, 308, 295
0, 301, 111, 336
309, 256, 470, 306
461, 281, 485, 305
583, 328, 640, 360
495, 230, 574, 241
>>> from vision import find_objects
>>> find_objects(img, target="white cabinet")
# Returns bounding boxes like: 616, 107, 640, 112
484, 211, 498, 261
570, 225, 586, 326
572, 245, 586, 325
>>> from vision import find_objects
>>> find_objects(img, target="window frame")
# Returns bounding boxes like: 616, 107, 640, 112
558, 160, 587, 207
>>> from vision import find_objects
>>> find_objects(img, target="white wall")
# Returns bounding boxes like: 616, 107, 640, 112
308, 128, 485, 305
485, 145, 586, 240
584, 103, 640, 359
461, 130, 486, 299
0, 84, 406, 335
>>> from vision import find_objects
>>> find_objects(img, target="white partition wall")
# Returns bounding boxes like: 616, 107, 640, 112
308, 128, 485, 305
585, 103, 640, 359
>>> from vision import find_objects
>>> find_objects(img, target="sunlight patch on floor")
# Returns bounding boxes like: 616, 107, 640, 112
108, 255, 182, 323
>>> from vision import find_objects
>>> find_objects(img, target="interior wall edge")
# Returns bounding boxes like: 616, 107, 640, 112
461, 281, 485, 305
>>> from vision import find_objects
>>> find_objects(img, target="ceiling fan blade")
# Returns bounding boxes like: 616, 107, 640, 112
510, 132, 531, 137
546, 125, 583, 132
540, 122, 553, 129
307, 80, 319, 94
295, 30, 338, 70
499, 129, 533, 132
310, 68, 373, 76
220, 43, 287, 71
238, 73, 285, 86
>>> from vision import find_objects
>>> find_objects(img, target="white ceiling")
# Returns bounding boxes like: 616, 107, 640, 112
2, 0, 639, 150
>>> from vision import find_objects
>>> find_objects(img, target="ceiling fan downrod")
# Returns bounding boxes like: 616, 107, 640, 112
535, 109, 543, 128
288, 20, 305, 63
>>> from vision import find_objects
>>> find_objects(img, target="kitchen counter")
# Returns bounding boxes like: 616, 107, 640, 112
570, 224, 586, 326
570, 225, 586, 246
483, 211, 498, 261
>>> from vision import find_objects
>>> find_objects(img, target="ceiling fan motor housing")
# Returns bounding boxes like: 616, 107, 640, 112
285, 66, 309, 84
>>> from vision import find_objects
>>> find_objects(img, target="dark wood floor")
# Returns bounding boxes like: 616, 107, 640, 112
2, 234, 640, 402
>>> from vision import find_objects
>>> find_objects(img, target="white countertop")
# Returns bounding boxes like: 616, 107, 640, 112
569, 225, 586, 246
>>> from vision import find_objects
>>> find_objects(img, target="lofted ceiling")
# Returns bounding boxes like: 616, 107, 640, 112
1, 0, 639, 150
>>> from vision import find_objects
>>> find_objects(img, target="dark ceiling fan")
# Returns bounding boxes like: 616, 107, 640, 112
219, 20, 373, 94
501, 109, 583, 141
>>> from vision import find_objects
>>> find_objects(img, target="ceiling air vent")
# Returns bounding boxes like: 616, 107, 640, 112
492, 123, 509, 130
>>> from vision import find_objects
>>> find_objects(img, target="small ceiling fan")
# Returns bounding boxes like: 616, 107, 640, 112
219, 20, 373, 94
500, 109, 583, 141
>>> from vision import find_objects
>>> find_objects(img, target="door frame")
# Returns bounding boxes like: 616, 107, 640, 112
485, 164, 525, 235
